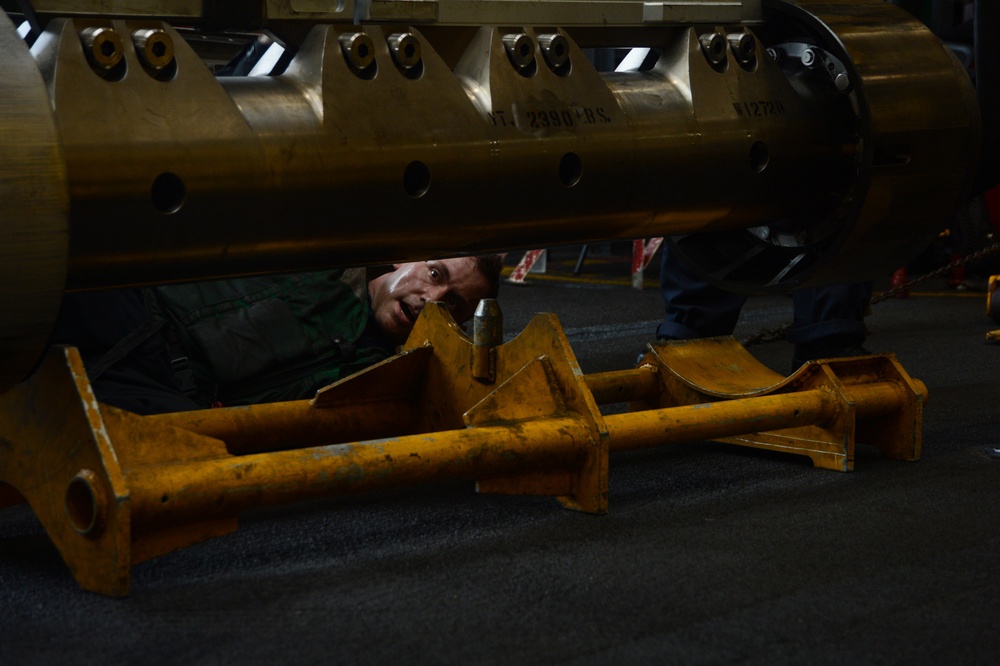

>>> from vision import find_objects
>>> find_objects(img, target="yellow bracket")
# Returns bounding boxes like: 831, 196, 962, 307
0, 308, 926, 596
401, 303, 609, 514
635, 337, 925, 471
0, 304, 608, 594
0, 346, 133, 596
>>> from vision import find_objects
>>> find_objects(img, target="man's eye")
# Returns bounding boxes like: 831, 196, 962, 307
430, 269, 440, 280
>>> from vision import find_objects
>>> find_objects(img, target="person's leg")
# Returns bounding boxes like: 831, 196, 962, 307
788, 282, 873, 368
657, 245, 747, 339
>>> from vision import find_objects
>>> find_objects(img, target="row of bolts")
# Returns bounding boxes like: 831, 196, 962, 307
76, 22, 844, 89
76, 24, 767, 80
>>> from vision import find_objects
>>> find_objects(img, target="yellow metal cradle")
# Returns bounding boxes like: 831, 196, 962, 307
0, 303, 924, 596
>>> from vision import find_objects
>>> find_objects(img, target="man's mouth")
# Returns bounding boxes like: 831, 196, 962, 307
400, 301, 417, 324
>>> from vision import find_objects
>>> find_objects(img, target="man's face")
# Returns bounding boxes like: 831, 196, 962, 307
368, 258, 492, 344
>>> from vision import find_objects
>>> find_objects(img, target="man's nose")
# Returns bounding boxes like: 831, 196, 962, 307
422, 285, 449, 303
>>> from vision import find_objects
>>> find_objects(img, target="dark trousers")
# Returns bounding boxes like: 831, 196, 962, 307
657, 246, 872, 365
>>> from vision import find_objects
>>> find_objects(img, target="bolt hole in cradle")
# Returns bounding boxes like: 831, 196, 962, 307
65, 470, 103, 537
151, 172, 186, 213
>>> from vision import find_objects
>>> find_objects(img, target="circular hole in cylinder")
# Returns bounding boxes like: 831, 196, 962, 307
151, 172, 186, 213
559, 152, 582, 187
65, 474, 98, 535
749, 141, 769, 173
404, 161, 431, 197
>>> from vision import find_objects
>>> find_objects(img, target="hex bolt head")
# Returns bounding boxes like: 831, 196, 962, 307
538, 33, 570, 71
698, 32, 727, 67
387, 32, 421, 70
727, 32, 756, 64
132, 28, 174, 71
502, 33, 536, 70
79, 26, 123, 71
801, 47, 819, 68
339, 32, 375, 71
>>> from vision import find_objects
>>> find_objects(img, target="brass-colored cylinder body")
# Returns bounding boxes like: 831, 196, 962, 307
0, 1, 981, 391
0, 12, 69, 395
49, 21, 848, 291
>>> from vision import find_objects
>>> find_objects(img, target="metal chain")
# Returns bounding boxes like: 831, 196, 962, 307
869, 240, 1000, 304
741, 240, 1000, 347
740, 325, 790, 347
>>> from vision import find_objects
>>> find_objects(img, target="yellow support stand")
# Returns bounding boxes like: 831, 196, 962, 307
0, 305, 926, 595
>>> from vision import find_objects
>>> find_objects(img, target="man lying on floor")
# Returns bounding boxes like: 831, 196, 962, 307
50, 256, 503, 414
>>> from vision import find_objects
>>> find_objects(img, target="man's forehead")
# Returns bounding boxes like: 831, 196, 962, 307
438, 257, 486, 289
437, 256, 475, 275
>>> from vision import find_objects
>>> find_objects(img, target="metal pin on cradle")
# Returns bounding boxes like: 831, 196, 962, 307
472, 298, 502, 384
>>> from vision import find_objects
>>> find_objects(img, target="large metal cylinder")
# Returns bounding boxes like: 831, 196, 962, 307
0, 0, 980, 391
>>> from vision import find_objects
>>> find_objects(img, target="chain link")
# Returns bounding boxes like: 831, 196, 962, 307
870, 241, 1000, 304
741, 240, 1000, 347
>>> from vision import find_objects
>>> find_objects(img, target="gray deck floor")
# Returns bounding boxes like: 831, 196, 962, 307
2, 248, 998, 664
